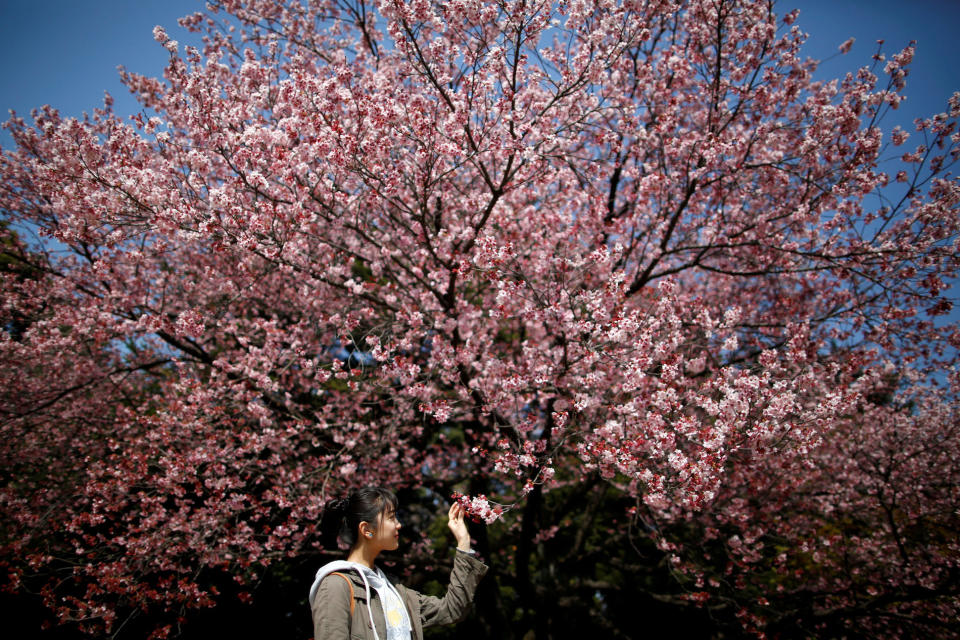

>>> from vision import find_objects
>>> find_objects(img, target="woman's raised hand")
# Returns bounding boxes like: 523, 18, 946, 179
447, 502, 472, 551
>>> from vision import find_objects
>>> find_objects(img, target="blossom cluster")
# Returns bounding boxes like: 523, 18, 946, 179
451, 492, 504, 525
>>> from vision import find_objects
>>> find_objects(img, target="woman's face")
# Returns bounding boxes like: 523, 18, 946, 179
370, 505, 402, 552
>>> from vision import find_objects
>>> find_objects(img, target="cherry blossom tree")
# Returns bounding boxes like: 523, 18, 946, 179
1, 0, 958, 637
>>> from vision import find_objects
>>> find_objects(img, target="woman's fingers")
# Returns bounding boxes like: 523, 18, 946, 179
448, 502, 465, 527
446, 502, 471, 550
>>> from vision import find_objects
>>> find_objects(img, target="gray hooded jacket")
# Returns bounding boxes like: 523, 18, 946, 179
309, 551, 488, 640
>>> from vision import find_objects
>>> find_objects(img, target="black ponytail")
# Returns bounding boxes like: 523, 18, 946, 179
319, 486, 398, 551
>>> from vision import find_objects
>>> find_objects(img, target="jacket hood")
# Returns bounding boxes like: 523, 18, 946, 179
309, 560, 365, 604
309, 560, 388, 640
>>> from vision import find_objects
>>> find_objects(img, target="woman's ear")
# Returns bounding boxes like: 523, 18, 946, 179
358, 521, 374, 539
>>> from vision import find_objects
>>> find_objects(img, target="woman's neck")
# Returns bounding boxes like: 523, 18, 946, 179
346, 544, 379, 569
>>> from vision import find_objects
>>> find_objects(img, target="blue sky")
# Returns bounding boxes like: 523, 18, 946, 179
0, 0, 197, 132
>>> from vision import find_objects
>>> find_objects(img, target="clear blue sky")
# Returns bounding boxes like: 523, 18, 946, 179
1, 0, 201, 140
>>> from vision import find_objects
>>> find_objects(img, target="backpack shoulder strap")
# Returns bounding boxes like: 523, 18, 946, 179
329, 572, 355, 617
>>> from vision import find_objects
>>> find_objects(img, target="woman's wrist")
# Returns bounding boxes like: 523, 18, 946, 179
456, 539, 472, 552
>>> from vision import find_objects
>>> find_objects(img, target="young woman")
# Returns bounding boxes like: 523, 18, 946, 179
309, 486, 488, 640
